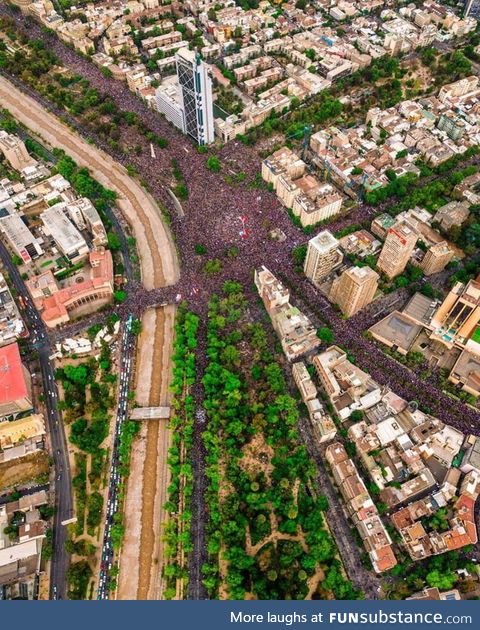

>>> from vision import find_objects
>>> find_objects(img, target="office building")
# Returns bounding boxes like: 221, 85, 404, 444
304, 230, 343, 285
465, 0, 480, 19
0, 343, 33, 419
0, 214, 43, 264
329, 266, 379, 317
155, 75, 186, 134
420, 242, 454, 276
41, 205, 89, 263
377, 221, 417, 279
176, 48, 214, 145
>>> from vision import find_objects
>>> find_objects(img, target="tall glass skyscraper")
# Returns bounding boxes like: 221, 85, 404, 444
175, 48, 215, 146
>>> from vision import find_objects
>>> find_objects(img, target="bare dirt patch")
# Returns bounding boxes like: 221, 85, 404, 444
0, 450, 49, 491
240, 433, 274, 478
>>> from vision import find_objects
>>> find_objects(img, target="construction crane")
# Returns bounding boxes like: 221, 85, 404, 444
286, 124, 313, 160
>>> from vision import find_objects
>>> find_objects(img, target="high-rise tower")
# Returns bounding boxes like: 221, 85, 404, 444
329, 266, 379, 317
377, 221, 417, 279
304, 230, 343, 285
175, 48, 214, 146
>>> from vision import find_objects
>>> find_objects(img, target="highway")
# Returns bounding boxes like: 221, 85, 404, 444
97, 316, 136, 600
0, 240, 73, 600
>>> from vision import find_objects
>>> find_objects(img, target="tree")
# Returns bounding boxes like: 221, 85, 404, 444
194, 244, 207, 255
206, 156, 221, 172
63, 364, 89, 386
107, 231, 121, 250
114, 290, 127, 303
203, 259, 222, 274
292, 244, 307, 265
426, 569, 457, 591
317, 327, 334, 344
350, 410, 363, 423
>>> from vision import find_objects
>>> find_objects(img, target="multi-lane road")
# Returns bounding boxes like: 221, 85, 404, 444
0, 240, 73, 600
97, 316, 136, 600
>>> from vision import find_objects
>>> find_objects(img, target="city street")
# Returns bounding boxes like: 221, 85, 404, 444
97, 317, 136, 600
0, 5, 479, 601
0, 240, 73, 600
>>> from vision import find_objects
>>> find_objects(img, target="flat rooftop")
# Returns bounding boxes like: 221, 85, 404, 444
369, 311, 422, 353
402, 292, 438, 326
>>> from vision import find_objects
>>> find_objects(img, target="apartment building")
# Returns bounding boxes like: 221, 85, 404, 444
66, 198, 108, 248
304, 230, 343, 285
329, 266, 379, 317
292, 361, 337, 443
254, 266, 320, 361
420, 242, 454, 276
312, 346, 382, 420
430, 279, 480, 348
0, 131, 37, 173
0, 272, 25, 347
377, 221, 418, 279
325, 442, 397, 573
261, 147, 306, 188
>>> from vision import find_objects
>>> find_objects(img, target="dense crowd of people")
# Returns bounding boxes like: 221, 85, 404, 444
4, 7, 480, 597
8, 4, 476, 431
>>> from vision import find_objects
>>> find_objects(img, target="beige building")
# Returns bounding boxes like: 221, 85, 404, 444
312, 346, 382, 420
292, 187, 343, 227
0, 414, 45, 450
292, 361, 337, 443
0, 131, 37, 172
438, 76, 479, 103
325, 442, 397, 573
261, 147, 306, 188
304, 230, 343, 285
254, 267, 320, 361
329, 266, 379, 317
26, 249, 114, 328
430, 279, 480, 347
420, 242, 454, 276
377, 221, 418, 279
448, 350, 480, 397
292, 362, 317, 401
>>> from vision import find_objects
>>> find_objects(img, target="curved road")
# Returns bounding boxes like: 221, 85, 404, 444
0, 74, 179, 291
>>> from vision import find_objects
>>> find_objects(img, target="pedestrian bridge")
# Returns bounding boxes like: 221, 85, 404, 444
130, 407, 170, 420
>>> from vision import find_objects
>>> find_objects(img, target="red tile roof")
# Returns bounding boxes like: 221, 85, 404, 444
0, 342, 28, 405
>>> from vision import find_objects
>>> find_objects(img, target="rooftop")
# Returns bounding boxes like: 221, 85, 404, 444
0, 343, 29, 407
369, 311, 423, 353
